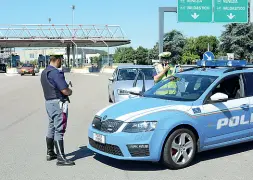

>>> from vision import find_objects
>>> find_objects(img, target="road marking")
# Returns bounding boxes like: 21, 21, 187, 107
83, 74, 99, 76
4, 73, 19, 76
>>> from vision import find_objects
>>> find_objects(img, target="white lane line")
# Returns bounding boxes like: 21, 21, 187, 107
4, 73, 19, 76
83, 73, 99, 76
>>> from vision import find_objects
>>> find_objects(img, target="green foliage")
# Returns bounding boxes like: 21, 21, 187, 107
149, 43, 159, 60
163, 30, 186, 64
90, 56, 100, 64
113, 47, 136, 63
29, 59, 38, 65
219, 23, 253, 60
135, 46, 149, 65
195, 36, 220, 58
182, 37, 199, 64
113, 24, 253, 64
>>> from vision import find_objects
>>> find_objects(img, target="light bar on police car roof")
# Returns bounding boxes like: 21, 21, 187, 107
196, 60, 247, 67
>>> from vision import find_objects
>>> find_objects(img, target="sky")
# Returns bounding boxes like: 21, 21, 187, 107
0, 0, 228, 51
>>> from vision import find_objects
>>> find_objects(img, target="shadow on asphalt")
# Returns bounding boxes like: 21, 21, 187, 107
92, 141, 253, 171
66, 146, 95, 161
93, 155, 167, 171
191, 141, 253, 167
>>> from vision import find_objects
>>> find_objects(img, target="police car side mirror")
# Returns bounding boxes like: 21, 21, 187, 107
210, 93, 228, 103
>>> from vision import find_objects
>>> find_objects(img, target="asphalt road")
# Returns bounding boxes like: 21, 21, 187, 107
0, 72, 252, 180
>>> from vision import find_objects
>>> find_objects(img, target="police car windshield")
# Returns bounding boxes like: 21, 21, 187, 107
117, 68, 155, 81
143, 74, 218, 101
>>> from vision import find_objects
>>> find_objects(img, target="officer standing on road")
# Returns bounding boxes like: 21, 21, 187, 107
40, 55, 75, 166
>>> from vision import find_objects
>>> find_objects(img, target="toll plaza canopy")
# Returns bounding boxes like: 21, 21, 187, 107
0, 24, 130, 47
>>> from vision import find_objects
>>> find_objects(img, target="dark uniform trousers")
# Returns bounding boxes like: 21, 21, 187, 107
45, 99, 68, 141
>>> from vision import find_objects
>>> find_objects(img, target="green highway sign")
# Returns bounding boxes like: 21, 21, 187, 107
177, 0, 213, 22
214, 0, 248, 23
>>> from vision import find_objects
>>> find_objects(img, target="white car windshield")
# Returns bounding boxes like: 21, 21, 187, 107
117, 68, 155, 81
143, 74, 218, 101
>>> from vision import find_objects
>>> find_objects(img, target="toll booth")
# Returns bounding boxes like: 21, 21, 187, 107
11, 54, 20, 67
38, 54, 50, 67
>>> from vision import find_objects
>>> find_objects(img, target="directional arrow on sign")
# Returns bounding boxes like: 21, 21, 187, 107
191, 13, 199, 19
227, 13, 235, 20
205, 54, 212, 60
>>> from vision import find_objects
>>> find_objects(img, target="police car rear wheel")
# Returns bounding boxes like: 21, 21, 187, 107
162, 128, 196, 169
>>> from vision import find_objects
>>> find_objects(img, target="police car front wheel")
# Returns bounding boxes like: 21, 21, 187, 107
162, 128, 197, 169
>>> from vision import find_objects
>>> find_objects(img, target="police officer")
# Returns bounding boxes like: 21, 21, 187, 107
40, 55, 75, 166
153, 58, 182, 95
153, 60, 172, 83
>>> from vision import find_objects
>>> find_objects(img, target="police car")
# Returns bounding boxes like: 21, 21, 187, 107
88, 60, 253, 169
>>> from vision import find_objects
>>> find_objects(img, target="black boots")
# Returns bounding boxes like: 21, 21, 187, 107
46, 137, 57, 161
54, 140, 75, 166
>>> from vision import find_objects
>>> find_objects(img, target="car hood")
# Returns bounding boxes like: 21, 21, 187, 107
96, 97, 193, 122
114, 80, 154, 91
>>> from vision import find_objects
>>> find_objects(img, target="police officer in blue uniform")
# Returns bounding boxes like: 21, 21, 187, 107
40, 55, 75, 166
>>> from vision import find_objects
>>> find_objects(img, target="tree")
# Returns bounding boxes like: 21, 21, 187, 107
195, 36, 220, 59
149, 43, 159, 60
163, 30, 186, 64
113, 47, 136, 63
182, 37, 199, 64
90, 56, 100, 64
135, 46, 149, 65
219, 23, 253, 61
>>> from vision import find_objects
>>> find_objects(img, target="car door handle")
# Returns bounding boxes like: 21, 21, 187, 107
240, 104, 249, 109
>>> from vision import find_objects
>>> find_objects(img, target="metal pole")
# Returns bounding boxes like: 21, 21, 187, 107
103, 41, 109, 66
158, 7, 177, 62
72, 5, 75, 37
108, 46, 110, 66
159, 8, 164, 62
71, 39, 77, 67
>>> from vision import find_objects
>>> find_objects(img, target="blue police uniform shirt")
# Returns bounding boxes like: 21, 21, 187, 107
47, 65, 68, 92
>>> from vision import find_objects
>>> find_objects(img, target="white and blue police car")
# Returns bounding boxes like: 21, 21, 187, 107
88, 60, 253, 169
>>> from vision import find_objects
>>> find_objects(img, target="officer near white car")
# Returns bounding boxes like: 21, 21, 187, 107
40, 55, 75, 166
153, 52, 183, 95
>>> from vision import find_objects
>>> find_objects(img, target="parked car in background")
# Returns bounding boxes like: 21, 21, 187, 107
108, 65, 157, 103
0, 63, 6, 73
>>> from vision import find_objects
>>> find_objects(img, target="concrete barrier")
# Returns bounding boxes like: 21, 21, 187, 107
70, 68, 90, 74
100, 68, 115, 74
7, 68, 18, 74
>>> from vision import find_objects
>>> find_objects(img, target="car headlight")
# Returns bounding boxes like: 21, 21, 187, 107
117, 89, 129, 95
122, 121, 157, 133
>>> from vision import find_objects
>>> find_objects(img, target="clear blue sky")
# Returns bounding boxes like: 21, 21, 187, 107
1, 0, 228, 50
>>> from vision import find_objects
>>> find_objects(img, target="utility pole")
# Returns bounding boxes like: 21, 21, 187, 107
71, 5, 75, 37
48, 18, 51, 24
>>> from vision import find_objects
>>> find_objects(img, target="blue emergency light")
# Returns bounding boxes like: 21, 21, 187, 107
196, 60, 247, 67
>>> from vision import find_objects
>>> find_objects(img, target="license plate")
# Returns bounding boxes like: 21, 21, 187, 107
93, 133, 106, 144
